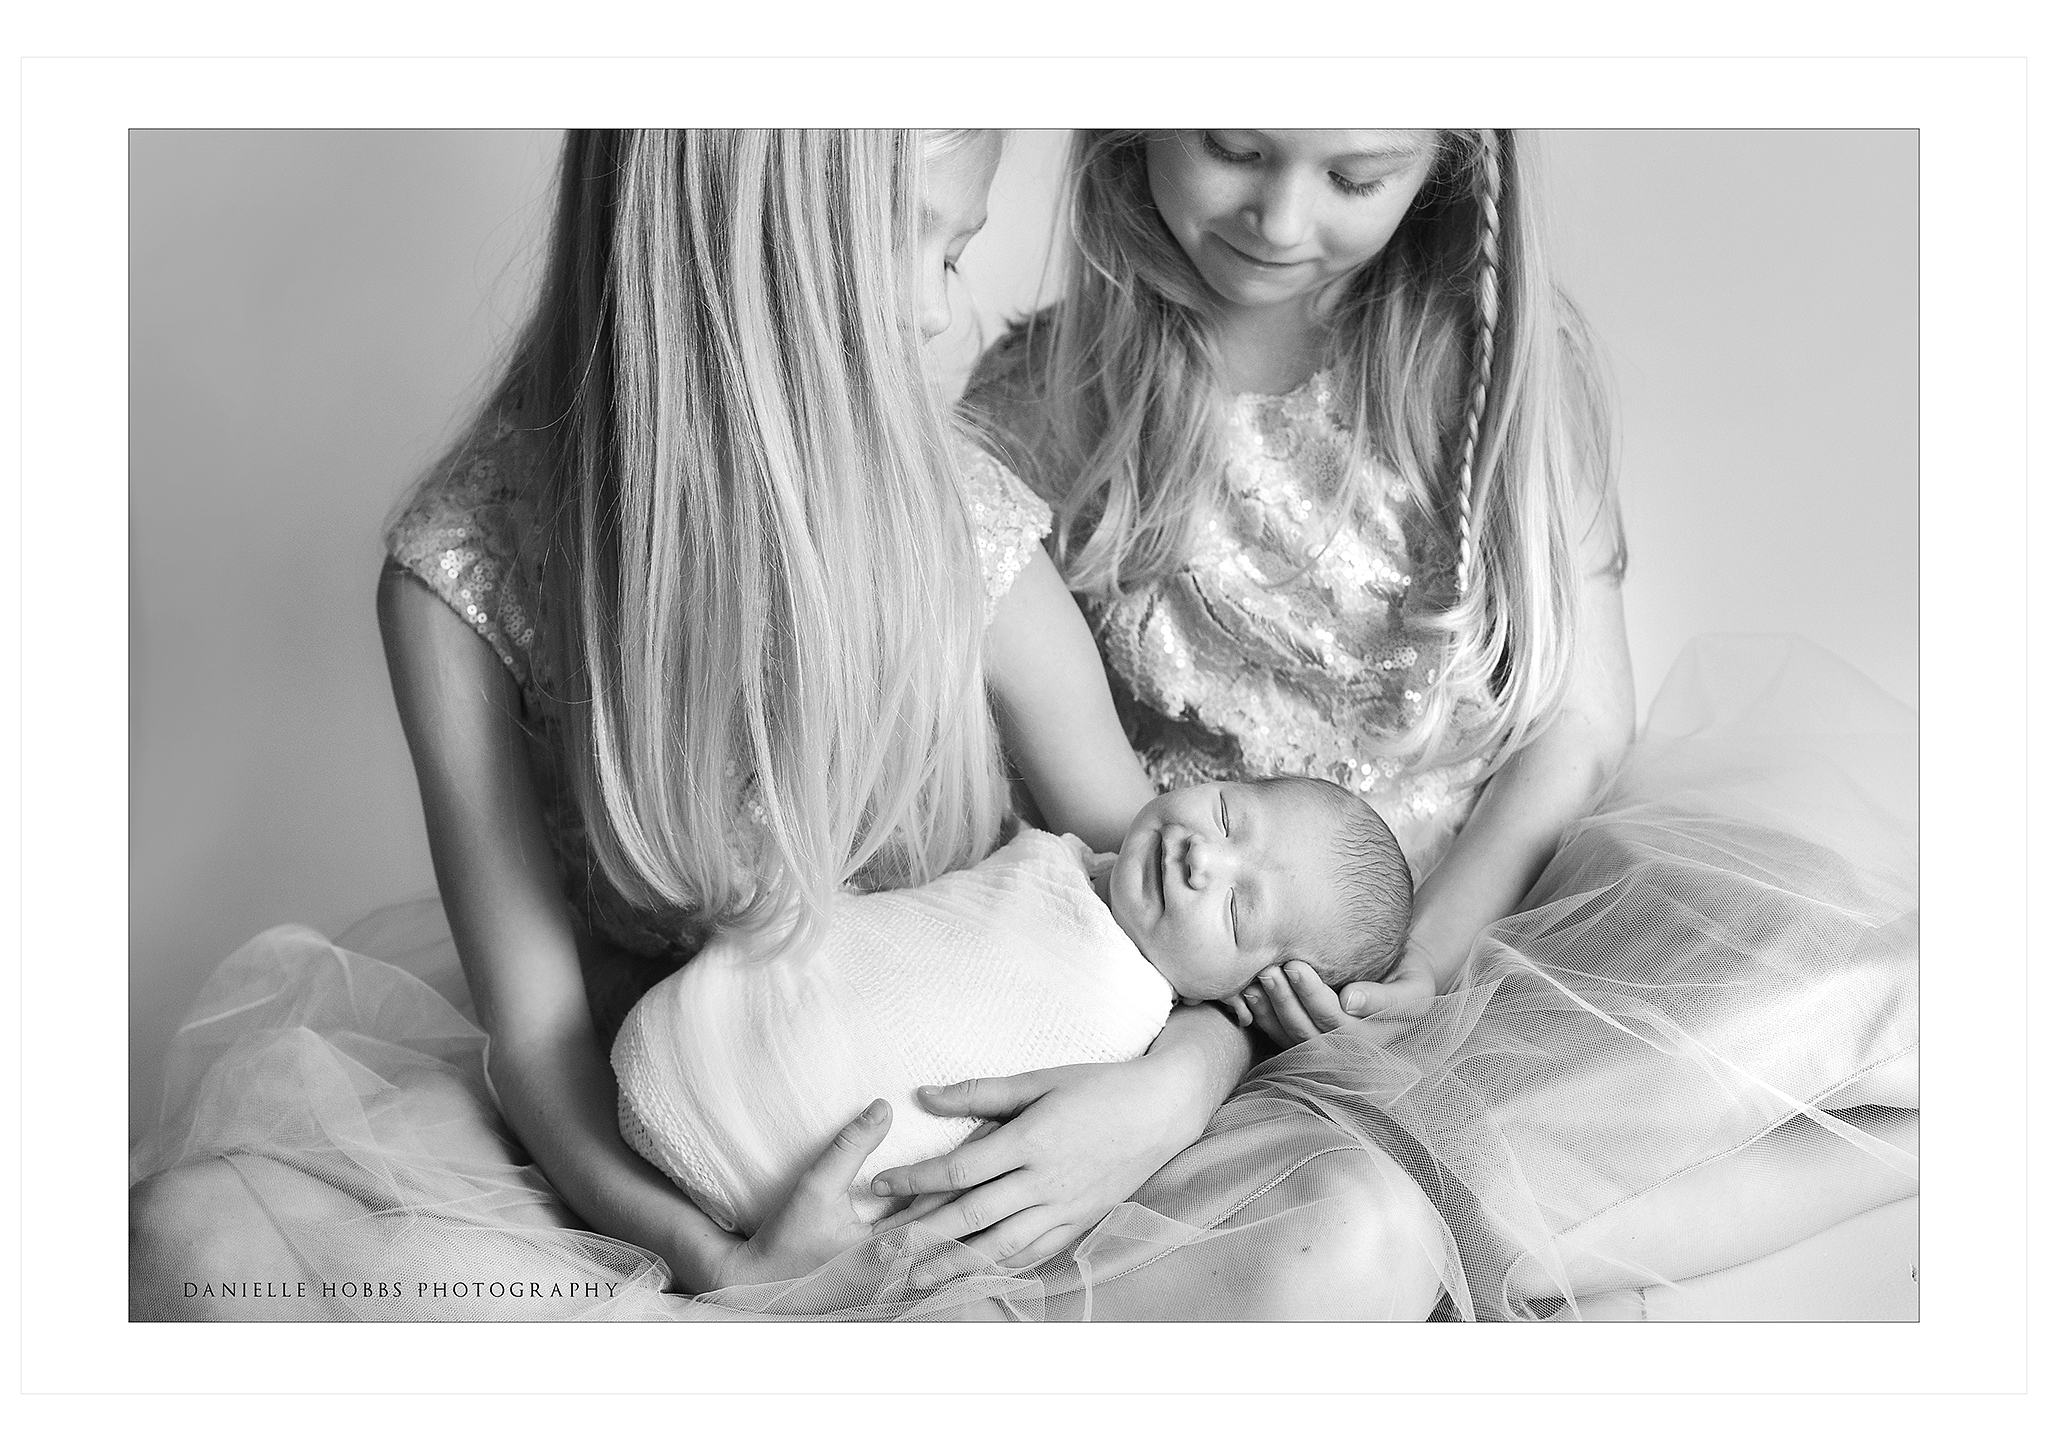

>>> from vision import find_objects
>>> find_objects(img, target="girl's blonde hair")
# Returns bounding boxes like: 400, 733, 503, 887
972, 129, 1623, 770
499, 129, 1006, 956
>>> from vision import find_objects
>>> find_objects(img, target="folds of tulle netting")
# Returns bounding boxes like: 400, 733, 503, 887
1251, 636, 1918, 1320
690, 1092, 1457, 1322
129, 922, 683, 1319
131, 636, 1914, 1321
130, 915, 1458, 1321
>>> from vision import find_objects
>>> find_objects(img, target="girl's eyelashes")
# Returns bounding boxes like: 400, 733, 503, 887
1200, 132, 1392, 199
1219, 794, 1232, 836
1330, 173, 1390, 199
1201, 132, 1259, 165
1228, 889, 1239, 945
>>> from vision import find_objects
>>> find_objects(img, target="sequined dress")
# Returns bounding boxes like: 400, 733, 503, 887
1087, 370, 1491, 878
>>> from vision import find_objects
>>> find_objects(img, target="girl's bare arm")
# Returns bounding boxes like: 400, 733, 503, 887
985, 546, 1157, 851
1401, 569, 1635, 988
378, 564, 746, 1290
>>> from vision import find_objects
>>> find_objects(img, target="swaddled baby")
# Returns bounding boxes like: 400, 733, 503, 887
613, 776, 1412, 1233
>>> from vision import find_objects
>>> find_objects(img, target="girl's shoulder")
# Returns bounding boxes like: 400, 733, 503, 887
385, 410, 547, 689
954, 434, 1051, 615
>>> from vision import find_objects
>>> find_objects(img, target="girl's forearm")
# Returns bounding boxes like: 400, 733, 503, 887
489, 1026, 740, 1293
1408, 708, 1627, 989
381, 572, 743, 1295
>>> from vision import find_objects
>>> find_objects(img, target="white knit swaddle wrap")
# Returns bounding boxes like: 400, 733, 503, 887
612, 830, 1174, 1234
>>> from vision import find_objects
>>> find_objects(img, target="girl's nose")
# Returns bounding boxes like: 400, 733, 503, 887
918, 284, 954, 342
1244, 173, 1313, 251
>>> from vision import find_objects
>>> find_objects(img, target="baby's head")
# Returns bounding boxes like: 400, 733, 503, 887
1104, 776, 1412, 1003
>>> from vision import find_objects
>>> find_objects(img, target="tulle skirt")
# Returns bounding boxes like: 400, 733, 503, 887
129, 636, 1917, 1321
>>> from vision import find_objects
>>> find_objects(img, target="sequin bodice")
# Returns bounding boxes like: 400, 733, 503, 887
1091, 372, 1495, 878
386, 415, 1051, 966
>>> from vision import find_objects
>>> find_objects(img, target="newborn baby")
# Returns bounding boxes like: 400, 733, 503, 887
613, 776, 1412, 1234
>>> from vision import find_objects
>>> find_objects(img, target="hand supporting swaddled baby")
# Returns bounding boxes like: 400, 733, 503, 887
612, 776, 1413, 1234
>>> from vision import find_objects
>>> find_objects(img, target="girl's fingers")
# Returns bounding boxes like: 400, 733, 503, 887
1339, 980, 1399, 1015
1334, 971, 1435, 1045
872, 1190, 955, 1234
892, 1174, 1033, 1261
1259, 966, 1318, 1043
868, 1129, 1024, 1202
906, 1210, 1075, 1294
803, 1099, 891, 1192
1218, 992, 1253, 1029
970, 1206, 1065, 1269
1243, 983, 1286, 1045
905, 1240, 995, 1294
1337, 973, 1432, 1019
913, 1071, 1046, 1122
1006, 1222, 1082, 1269
1282, 962, 1352, 1033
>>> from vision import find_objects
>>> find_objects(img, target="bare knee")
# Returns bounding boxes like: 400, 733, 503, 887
1248, 1147, 1449, 1321
130, 1158, 323, 1321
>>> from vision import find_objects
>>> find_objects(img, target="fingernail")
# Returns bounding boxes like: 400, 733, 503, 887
863, 1100, 886, 1122
871, 1178, 892, 1197
1245, 988, 1263, 1007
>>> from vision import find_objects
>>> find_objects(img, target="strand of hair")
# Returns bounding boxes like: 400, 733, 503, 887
1453, 131, 1503, 601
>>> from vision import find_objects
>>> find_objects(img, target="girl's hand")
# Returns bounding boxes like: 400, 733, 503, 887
1242, 955, 1437, 1049
714, 1098, 897, 1290
864, 1053, 1205, 1288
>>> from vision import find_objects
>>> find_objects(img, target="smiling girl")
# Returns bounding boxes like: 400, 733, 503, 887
954, 128, 1917, 1317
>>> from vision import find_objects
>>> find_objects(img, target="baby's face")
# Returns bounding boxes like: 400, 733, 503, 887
1106, 780, 1344, 1002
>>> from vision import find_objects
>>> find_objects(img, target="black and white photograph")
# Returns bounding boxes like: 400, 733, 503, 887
10, 33, 2033, 1430
125, 123, 1921, 1324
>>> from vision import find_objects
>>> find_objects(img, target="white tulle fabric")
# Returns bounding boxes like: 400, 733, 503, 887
130, 637, 1916, 1321
613, 830, 1172, 1234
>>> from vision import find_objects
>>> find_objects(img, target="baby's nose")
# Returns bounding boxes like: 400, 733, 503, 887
1184, 834, 1226, 889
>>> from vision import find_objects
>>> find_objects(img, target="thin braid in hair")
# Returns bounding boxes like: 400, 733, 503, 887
1453, 130, 1503, 600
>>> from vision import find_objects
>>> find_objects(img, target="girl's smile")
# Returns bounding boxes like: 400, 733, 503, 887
1214, 235, 1314, 271
1146, 129, 1438, 317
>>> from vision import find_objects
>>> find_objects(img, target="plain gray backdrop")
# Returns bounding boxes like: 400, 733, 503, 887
129, 129, 1916, 1140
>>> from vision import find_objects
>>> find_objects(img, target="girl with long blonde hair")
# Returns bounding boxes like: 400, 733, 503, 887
931, 130, 1917, 1317
968, 128, 1635, 1033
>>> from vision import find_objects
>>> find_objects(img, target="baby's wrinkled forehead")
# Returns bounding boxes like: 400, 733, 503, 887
1248, 776, 1346, 831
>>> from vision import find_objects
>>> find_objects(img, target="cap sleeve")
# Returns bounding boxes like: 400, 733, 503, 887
956, 440, 1052, 619
385, 417, 543, 690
